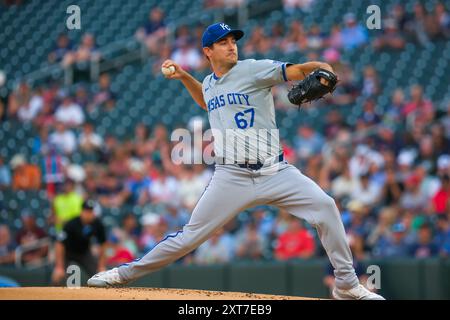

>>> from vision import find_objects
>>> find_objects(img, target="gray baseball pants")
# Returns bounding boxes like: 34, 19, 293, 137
118, 162, 359, 290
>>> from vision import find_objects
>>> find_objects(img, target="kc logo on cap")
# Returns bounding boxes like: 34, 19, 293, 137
220, 23, 231, 31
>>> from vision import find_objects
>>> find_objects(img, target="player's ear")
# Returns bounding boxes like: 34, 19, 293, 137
203, 46, 212, 61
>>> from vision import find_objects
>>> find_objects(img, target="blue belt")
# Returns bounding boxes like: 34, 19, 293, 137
217, 154, 284, 170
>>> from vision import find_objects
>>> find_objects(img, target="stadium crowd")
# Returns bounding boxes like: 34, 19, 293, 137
1, 2, 450, 274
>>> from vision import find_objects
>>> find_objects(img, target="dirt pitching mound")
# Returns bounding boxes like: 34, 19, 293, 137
0, 287, 319, 300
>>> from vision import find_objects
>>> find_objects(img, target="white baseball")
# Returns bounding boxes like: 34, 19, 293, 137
161, 65, 176, 76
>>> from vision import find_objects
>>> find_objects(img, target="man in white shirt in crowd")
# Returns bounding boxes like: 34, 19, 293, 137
49, 122, 77, 155
55, 95, 85, 127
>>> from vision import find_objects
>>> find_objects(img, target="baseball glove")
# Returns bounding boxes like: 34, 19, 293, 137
287, 68, 338, 107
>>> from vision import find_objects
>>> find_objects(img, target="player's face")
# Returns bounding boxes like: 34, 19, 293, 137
209, 34, 238, 66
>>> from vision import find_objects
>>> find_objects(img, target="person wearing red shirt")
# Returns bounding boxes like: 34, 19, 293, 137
432, 175, 450, 214
402, 85, 434, 121
275, 216, 315, 260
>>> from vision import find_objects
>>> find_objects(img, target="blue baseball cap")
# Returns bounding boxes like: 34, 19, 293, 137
202, 22, 244, 48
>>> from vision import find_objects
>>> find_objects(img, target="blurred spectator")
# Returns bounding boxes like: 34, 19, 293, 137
272, 209, 291, 237
415, 135, 437, 173
34, 101, 55, 129
331, 162, 357, 199
125, 159, 152, 205
170, 38, 202, 71
346, 200, 374, 239
281, 21, 307, 53
379, 166, 403, 206
177, 165, 212, 211
434, 215, 450, 256
399, 174, 428, 213
251, 207, 276, 241
152, 43, 173, 75
62, 33, 100, 67
430, 123, 450, 157
121, 213, 140, 256
235, 221, 266, 261
406, 2, 439, 46
0, 156, 11, 189
49, 122, 77, 155
131, 123, 151, 158
74, 86, 90, 109
274, 217, 315, 260
54, 95, 85, 127
162, 204, 189, 234
139, 212, 168, 253
52, 179, 83, 231
341, 13, 368, 50
17, 87, 43, 122
106, 229, 135, 267
383, 89, 405, 127
283, 0, 315, 15
269, 22, 285, 49
434, 2, 450, 39
361, 66, 380, 98
403, 85, 434, 126
99, 135, 119, 164
373, 222, 409, 257
194, 228, 233, 265
7, 81, 31, 118
328, 63, 359, 106
327, 24, 343, 49
432, 174, 450, 215
294, 125, 324, 163
41, 146, 68, 198
48, 34, 72, 64
367, 207, 397, 248
390, 3, 412, 34
79, 123, 103, 154
88, 73, 116, 112
97, 172, 124, 208
135, 7, 167, 55
0, 225, 15, 265
281, 139, 297, 164
415, 164, 440, 202
373, 18, 406, 51
52, 200, 107, 283
15, 211, 48, 266
307, 24, 326, 50
0, 100, 5, 122
441, 103, 450, 139
203, 0, 223, 9
10, 154, 41, 190
437, 154, 450, 176
351, 173, 381, 207
408, 223, 439, 258
361, 99, 381, 126
108, 148, 130, 179
32, 127, 50, 155
243, 26, 271, 56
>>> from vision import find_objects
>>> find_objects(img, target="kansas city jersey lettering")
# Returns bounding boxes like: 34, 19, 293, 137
207, 93, 250, 112
202, 59, 289, 161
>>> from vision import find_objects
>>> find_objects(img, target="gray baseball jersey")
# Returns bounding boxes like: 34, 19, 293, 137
203, 59, 289, 163
117, 59, 359, 291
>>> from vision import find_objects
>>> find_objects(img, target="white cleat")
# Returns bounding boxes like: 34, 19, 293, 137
333, 284, 385, 300
87, 268, 127, 287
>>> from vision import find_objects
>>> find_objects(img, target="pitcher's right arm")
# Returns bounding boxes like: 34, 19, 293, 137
161, 60, 207, 110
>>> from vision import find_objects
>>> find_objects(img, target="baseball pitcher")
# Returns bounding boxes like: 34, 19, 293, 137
88, 22, 384, 300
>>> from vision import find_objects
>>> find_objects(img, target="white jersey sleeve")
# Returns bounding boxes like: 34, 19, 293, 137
249, 59, 292, 89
